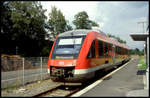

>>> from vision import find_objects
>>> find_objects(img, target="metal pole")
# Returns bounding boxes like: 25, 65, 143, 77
22, 57, 24, 87
137, 21, 147, 33
138, 21, 148, 89
143, 23, 144, 33
16, 46, 18, 55
41, 57, 42, 80
146, 37, 149, 89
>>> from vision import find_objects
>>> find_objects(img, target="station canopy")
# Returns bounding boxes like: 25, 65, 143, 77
130, 33, 149, 41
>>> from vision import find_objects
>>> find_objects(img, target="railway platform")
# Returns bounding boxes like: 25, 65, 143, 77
72, 56, 149, 97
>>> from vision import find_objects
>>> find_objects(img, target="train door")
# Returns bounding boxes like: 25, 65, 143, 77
97, 40, 105, 65
87, 40, 96, 67
107, 43, 113, 64
112, 44, 116, 63
104, 42, 109, 64
87, 40, 95, 58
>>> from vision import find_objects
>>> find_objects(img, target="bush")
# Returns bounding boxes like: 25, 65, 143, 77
138, 56, 147, 70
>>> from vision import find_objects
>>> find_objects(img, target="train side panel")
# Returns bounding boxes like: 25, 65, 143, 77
48, 30, 130, 83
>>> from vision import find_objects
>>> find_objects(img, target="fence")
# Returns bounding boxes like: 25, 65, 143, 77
1, 56, 50, 89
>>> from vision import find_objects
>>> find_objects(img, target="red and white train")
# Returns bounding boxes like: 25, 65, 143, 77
48, 29, 130, 83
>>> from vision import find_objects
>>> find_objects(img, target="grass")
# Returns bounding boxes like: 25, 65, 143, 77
1, 84, 20, 94
138, 56, 147, 70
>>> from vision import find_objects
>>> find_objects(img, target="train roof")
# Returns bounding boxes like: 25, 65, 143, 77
58, 29, 129, 49
58, 29, 91, 37
58, 29, 107, 37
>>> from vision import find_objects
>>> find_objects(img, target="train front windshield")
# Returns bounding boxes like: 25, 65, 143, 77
51, 36, 85, 59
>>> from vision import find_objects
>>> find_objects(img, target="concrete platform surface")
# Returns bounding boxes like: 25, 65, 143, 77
126, 89, 149, 97
79, 57, 148, 97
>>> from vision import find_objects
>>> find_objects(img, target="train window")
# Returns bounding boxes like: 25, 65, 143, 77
121, 47, 123, 55
116, 46, 119, 55
118, 47, 120, 55
124, 48, 125, 55
98, 40, 103, 57
127, 50, 129, 55
115, 46, 117, 55
104, 42, 108, 56
51, 36, 85, 59
119, 47, 120, 54
87, 48, 92, 58
109, 43, 112, 50
119, 47, 121, 55
123, 48, 125, 55
108, 43, 112, 57
91, 41, 95, 58
87, 40, 95, 58
112, 45, 116, 56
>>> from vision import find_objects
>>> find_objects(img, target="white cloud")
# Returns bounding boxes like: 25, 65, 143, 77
97, 22, 104, 29
41, 1, 148, 50
96, 2, 148, 50
41, 1, 99, 22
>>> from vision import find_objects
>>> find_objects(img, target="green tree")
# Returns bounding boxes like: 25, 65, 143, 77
9, 1, 47, 40
1, 1, 51, 56
48, 6, 72, 39
9, 1, 48, 56
129, 48, 144, 56
73, 11, 99, 29
107, 33, 126, 44
65, 20, 73, 31
89, 20, 99, 27
1, 1, 13, 40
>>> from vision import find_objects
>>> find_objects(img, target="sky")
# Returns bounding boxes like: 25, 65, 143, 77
40, 1, 149, 50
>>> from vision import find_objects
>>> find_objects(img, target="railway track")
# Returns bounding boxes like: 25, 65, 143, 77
32, 60, 130, 97
33, 85, 82, 97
